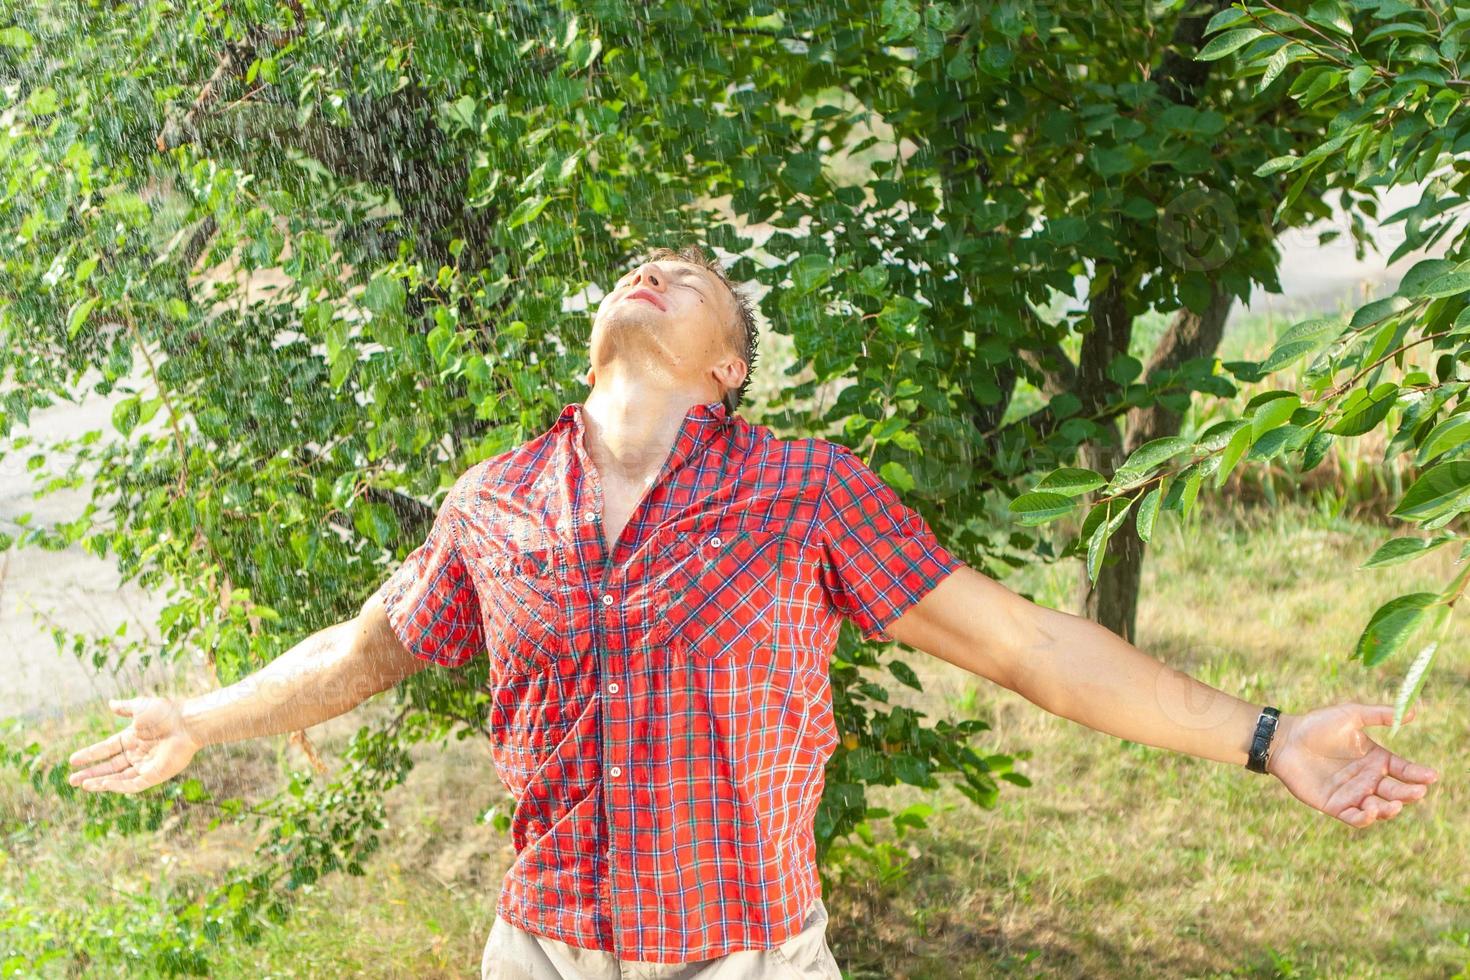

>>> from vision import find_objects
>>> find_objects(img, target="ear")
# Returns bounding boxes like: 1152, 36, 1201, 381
711, 355, 747, 397
585, 365, 597, 385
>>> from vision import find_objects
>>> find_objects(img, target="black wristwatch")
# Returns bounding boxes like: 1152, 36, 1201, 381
1246, 706, 1281, 775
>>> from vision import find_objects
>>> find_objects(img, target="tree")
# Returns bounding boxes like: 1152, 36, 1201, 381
1024, 0, 1470, 732
2, 0, 1452, 971
574, 0, 1374, 641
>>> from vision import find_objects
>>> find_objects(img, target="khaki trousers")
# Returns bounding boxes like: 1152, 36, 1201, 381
481, 896, 843, 980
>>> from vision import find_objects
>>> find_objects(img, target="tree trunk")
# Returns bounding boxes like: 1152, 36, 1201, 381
1075, 283, 1235, 639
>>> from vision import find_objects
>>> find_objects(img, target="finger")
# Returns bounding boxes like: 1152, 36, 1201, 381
1338, 805, 1373, 829
110, 698, 136, 717
1375, 774, 1428, 803
1361, 794, 1403, 822
68, 731, 126, 768
79, 771, 151, 795
1387, 753, 1439, 784
1359, 703, 1414, 728
67, 753, 132, 787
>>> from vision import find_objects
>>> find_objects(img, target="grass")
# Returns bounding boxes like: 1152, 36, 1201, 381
823, 496, 1469, 979
5, 495, 1466, 978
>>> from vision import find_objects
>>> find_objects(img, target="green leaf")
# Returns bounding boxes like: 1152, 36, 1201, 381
1034, 467, 1106, 496
1416, 413, 1470, 464
1204, 7, 1250, 35
1350, 294, 1411, 329
1397, 258, 1457, 297
1392, 461, 1470, 522
1254, 155, 1301, 177
1306, 0, 1353, 36
1355, 592, 1438, 667
1112, 436, 1192, 487
111, 396, 140, 436
1301, 430, 1334, 471
1361, 535, 1455, 569
506, 194, 550, 228
1135, 487, 1162, 544
73, 255, 99, 287
1364, 21, 1430, 44
1327, 382, 1398, 436
1392, 638, 1439, 735
26, 87, 58, 115
1215, 423, 1254, 488
1347, 64, 1373, 94
1009, 491, 1077, 526
879, 0, 920, 41
353, 502, 398, 549
1418, 272, 1470, 298
362, 276, 405, 317
878, 459, 915, 492
0, 27, 35, 49
1180, 467, 1203, 519
1259, 42, 1305, 92
886, 658, 923, 691
1251, 392, 1300, 439
1259, 316, 1342, 371
856, 264, 889, 296
67, 297, 98, 339
1197, 28, 1265, 60
1247, 424, 1301, 461
1085, 499, 1132, 582
790, 254, 833, 295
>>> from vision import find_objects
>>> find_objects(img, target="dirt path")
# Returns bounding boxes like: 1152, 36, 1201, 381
0, 379, 174, 722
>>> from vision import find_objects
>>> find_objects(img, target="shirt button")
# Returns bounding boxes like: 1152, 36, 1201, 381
602, 593, 614, 606
607, 682, 620, 694
710, 536, 722, 548
584, 511, 597, 522
609, 766, 622, 778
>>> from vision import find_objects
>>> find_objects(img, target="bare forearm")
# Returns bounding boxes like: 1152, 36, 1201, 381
1009, 603, 1271, 766
180, 617, 395, 747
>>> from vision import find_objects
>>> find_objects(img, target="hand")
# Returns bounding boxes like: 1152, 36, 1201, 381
1267, 702, 1439, 828
67, 696, 203, 794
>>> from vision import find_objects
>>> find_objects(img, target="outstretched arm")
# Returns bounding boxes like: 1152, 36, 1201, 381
67, 592, 426, 794
886, 564, 1440, 829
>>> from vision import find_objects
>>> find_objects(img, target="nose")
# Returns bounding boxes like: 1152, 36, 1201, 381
627, 263, 667, 292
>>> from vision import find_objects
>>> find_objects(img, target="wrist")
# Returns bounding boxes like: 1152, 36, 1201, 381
1264, 710, 1297, 777
178, 692, 222, 750
1244, 704, 1284, 774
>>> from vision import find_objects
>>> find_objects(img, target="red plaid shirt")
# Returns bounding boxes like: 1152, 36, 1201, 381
374, 398, 963, 962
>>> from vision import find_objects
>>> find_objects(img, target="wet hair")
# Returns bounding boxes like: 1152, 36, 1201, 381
639, 244, 758, 414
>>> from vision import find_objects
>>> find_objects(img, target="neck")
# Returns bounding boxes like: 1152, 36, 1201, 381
581, 379, 712, 484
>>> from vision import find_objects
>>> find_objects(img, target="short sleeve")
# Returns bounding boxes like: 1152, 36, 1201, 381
373, 487, 486, 669
816, 443, 965, 643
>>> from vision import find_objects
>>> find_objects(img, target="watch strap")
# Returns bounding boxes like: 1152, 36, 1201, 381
1246, 706, 1281, 775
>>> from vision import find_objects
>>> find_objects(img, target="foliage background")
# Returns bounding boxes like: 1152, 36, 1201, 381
0, 0, 1465, 974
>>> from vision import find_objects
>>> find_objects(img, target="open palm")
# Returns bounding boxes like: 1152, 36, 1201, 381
1268, 702, 1439, 828
67, 696, 202, 795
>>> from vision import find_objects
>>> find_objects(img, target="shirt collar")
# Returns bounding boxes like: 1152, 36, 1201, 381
556, 397, 733, 476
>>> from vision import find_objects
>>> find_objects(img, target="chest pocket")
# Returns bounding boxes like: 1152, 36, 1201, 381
652, 527, 787, 662
481, 546, 566, 676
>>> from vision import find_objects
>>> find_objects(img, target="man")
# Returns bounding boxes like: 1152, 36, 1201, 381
67, 246, 1440, 978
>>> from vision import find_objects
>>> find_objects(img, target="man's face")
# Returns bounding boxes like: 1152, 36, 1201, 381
588, 259, 746, 401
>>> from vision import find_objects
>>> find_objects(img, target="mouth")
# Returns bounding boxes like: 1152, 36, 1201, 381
625, 288, 666, 312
